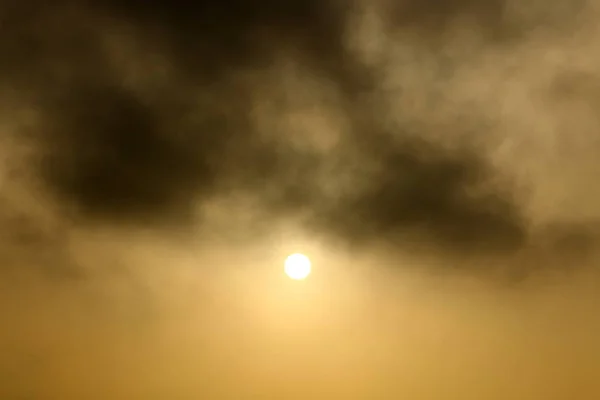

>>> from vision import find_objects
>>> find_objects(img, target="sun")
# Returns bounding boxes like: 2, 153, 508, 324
284, 253, 312, 280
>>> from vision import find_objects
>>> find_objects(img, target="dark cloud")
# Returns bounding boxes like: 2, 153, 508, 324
4, 0, 584, 260
39, 83, 220, 226
390, 0, 506, 34
96, 0, 348, 81
312, 136, 527, 255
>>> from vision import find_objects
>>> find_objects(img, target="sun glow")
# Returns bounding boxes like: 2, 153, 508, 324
284, 253, 312, 280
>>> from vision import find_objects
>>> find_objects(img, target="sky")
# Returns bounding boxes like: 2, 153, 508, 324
1, 0, 600, 398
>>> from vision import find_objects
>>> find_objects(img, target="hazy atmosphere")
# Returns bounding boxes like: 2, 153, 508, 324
1, 0, 600, 398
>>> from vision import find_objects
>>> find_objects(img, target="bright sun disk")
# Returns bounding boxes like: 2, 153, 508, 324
284, 253, 311, 280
